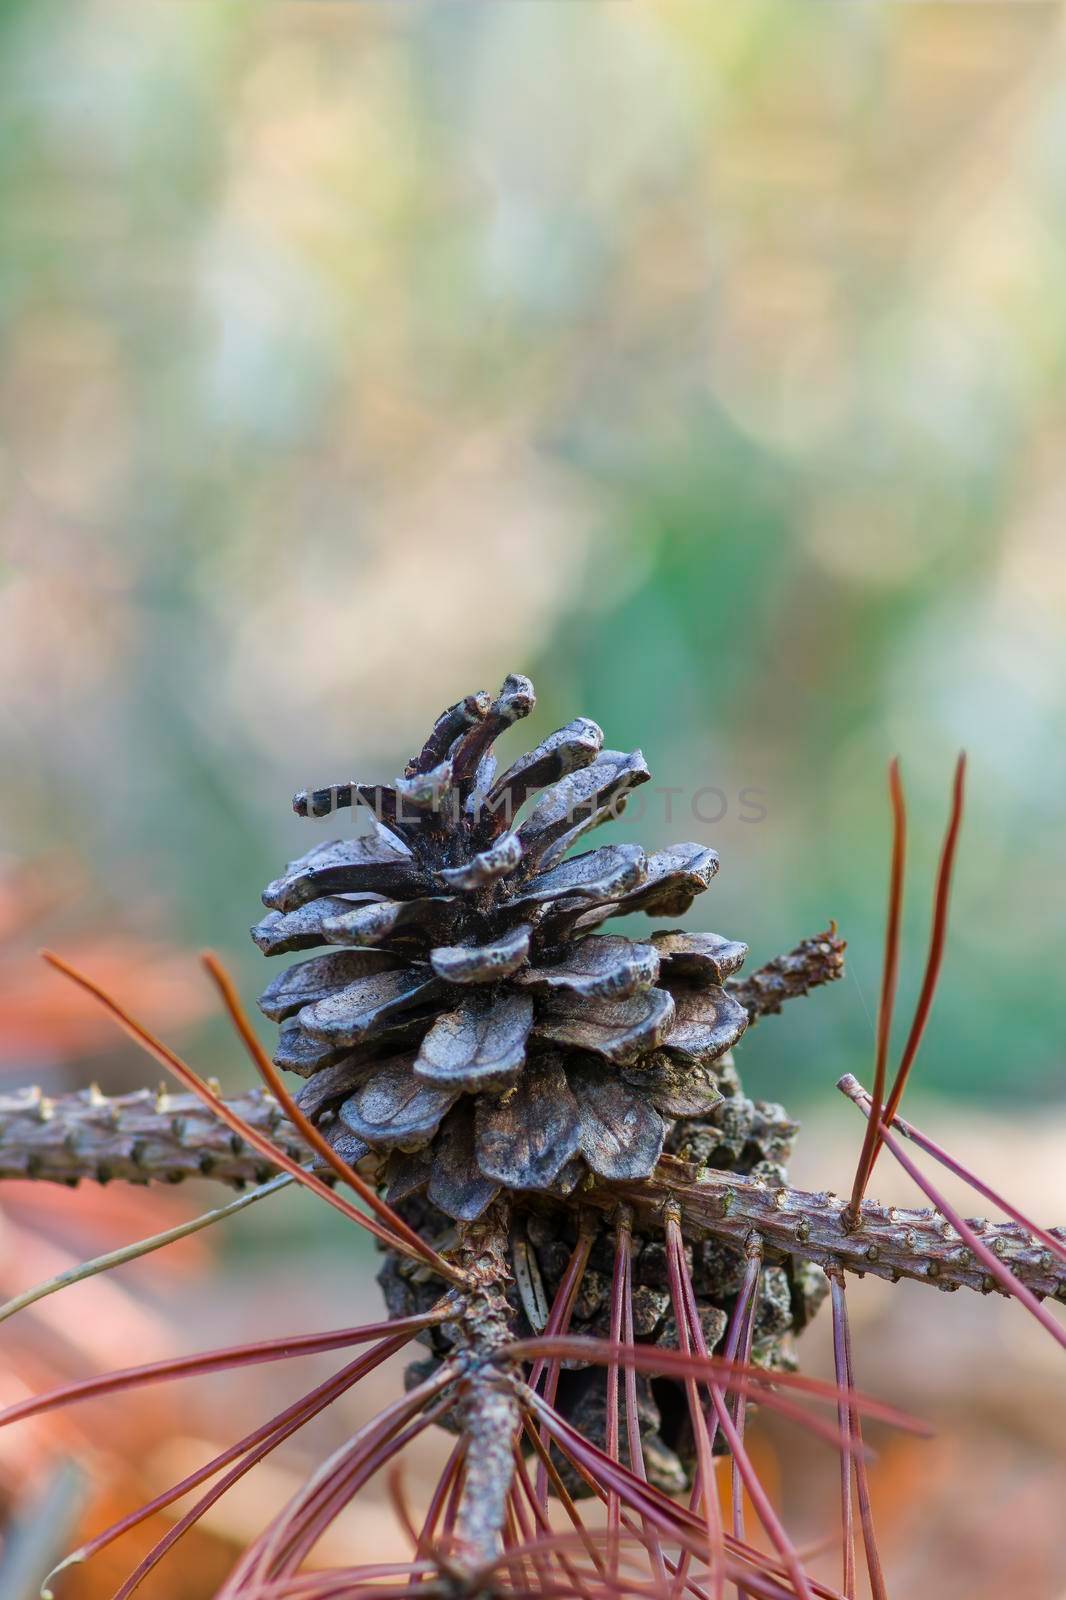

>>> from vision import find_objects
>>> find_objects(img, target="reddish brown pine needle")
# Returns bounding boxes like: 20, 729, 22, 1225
847, 758, 906, 1222
665, 1214, 813, 1600
881, 751, 967, 1136
828, 1270, 886, 1600
848, 753, 966, 1221
508, 1338, 927, 1441
845, 1082, 1066, 1267
105, 1336, 420, 1600
0, 1311, 447, 1430
39, 949, 466, 1284
53, 1334, 415, 1587
200, 950, 465, 1285
531, 1225, 596, 1507
521, 1391, 832, 1600
663, 1213, 725, 1600
842, 1076, 1066, 1352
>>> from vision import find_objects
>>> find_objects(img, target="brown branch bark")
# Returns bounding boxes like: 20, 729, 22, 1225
593, 1154, 1066, 1305
0, 1085, 315, 1188
450, 1199, 520, 1571
1, 1086, 1063, 1307
727, 926, 846, 1024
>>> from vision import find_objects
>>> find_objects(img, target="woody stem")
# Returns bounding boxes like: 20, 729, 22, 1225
1, 1086, 1063, 1303
451, 1198, 521, 1572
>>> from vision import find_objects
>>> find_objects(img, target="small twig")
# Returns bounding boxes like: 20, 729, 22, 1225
727, 927, 846, 1025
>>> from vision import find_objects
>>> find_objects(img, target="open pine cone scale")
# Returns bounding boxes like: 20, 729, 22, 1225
252, 673, 750, 1220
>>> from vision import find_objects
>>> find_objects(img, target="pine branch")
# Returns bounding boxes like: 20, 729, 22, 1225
727, 926, 846, 1024
0, 1085, 315, 1188
597, 1155, 1066, 1305
2, 1085, 1063, 1306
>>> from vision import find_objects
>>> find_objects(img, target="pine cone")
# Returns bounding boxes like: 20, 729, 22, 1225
255, 673, 836, 1498
252, 673, 751, 1220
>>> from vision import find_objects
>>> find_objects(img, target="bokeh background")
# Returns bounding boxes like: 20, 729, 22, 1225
0, 2, 1064, 1597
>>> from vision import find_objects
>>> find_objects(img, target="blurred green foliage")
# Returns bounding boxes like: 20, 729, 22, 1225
1, 0, 1064, 1110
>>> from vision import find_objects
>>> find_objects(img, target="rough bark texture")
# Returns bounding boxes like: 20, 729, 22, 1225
1, 1086, 1062, 1304
450, 1199, 520, 1569
0, 1085, 314, 1187
726, 928, 846, 1024
596, 1154, 1066, 1303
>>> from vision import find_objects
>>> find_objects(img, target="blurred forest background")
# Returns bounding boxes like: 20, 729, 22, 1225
0, 3, 1064, 1597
